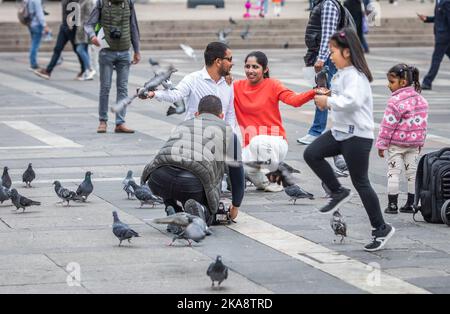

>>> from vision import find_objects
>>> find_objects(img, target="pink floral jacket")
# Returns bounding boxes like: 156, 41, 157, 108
376, 86, 428, 150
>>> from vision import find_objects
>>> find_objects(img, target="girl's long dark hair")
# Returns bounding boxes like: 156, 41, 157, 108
245, 51, 270, 78
330, 28, 373, 82
387, 63, 422, 93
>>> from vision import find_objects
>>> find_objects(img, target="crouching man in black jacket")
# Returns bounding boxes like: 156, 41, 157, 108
141, 95, 245, 226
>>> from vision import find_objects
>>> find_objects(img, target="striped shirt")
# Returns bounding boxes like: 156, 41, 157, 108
154, 67, 236, 131
318, 0, 340, 62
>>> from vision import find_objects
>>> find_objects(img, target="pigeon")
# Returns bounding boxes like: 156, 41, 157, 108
217, 28, 232, 44
330, 210, 347, 243
122, 170, 136, 199
207, 255, 228, 287
282, 41, 289, 49
333, 155, 348, 172
240, 24, 250, 40
129, 181, 164, 208
169, 220, 206, 246
166, 98, 186, 116
148, 57, 160, 67
9, 188, 40, 212
76, 171, 94, 202
229, 17, 237, 25
180, 43, 197, 61
53, 181, 83, 206
1, 167, 12, 189
284, 184, 314, 204
153, 208, 211, 236
112, 211, 140, 246
163, 206, 184, 234
22, 163, 36, 188
0, 182, 11, 204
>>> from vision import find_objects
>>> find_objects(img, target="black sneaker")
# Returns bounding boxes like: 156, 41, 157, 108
184, 199, 206, 222
364, 224, 395, 252
384, 203, 398, 214
399, 204, 414, 213
421, 83, 432, 90
318, 188, 352, 214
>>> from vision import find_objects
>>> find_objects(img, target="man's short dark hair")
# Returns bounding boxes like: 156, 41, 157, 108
204, 42, 229, 67
198, 95, 223, 116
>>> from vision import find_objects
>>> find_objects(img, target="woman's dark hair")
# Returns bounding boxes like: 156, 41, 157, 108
245, 51, 270, 78
330, 28, 373, 82
204, 42, 229, 67
387, 63, 421, 93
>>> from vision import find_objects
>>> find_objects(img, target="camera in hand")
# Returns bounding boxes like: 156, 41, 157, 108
212, 202, 233, 225
110, 27, 122, 40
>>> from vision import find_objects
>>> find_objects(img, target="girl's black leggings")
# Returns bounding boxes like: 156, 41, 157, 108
304, 131, 385, 229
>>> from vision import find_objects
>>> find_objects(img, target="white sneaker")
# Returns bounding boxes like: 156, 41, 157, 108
86, 69, 96, 80
245, 171, 269, 190
297, 134, 318, 145
264, 183, 283, 193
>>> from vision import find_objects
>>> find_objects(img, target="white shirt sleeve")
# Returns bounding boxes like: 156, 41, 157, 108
154, 75, 192, 103
225, 83, 237, 132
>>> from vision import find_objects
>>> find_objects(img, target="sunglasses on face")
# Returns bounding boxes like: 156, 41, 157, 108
220, 56, 233, 62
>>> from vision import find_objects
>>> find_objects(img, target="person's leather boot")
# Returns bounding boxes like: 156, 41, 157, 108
114, 124, 135, 134
97, 121, 107, 133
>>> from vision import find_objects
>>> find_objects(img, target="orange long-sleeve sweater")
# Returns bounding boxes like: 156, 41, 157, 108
233, 78, 315, 147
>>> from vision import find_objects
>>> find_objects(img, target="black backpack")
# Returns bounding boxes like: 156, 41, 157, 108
414, 147, 450, 225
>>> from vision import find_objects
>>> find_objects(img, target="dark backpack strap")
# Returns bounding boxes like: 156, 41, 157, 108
414, 154, 426, 208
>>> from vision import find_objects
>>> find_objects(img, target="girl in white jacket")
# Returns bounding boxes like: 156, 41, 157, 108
304, 28, 395, 252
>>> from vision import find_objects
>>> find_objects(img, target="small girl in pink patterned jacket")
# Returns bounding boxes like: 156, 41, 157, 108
376, 64, 429, 215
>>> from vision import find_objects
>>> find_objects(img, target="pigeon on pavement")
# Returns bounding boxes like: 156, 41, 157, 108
122, 170, 136, 199
22, 163, 36, 188
0, 182, 11, 204
53, 181, 83, 206
148, 57, 160, 67
129, 181, 163, 208
1, 167, 12, 189
330, 210, 347, 243
284, 184, 314, 204
9, 188, 41, 212
112, 211, 140, 246
207, 255, 228, 287
169, 220, 206, 246
76, 171, 94, 202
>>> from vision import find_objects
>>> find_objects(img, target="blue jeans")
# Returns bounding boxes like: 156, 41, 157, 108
99, 49, 130, 125
28, 25, 43, 69
308, 58, 337, 137
76, 44, 91, 72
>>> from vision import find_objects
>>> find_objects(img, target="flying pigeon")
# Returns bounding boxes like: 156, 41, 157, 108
53, 181, 83, 206
217, 28, 232, 44
22, 163, 36, 188
330, 210, 347, 243
112, 211, 140, 246
1, 167, 12, 189
128, 181, 163, 208
122, 170, 136, 199
229, 17, 237, 25
284, 184, 314, 204
0, 182, 11, 204
76, 171, 94, 202
9, 188, 41, 212
166, 98, 186, 116
148, 57, 160, 67
180, 44, 197, 61
240, 24, 250, 40
169, 220, 206, 246
207, 255, 228, 287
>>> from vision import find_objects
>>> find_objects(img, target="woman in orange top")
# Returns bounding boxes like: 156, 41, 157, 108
234, 51, 325, 193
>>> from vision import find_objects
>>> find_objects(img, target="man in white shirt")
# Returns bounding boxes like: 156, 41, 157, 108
140, 42, 236, 130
